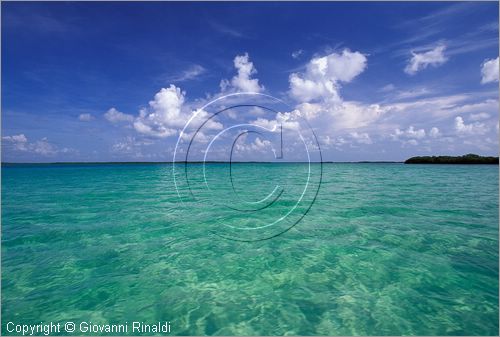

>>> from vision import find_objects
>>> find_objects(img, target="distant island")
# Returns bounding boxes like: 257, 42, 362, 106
405, 154, 499, 164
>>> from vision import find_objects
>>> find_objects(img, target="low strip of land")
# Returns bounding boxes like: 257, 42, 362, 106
405, 154, 499, 164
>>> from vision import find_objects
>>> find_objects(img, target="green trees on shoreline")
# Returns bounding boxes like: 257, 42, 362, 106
405, 154, 499, 164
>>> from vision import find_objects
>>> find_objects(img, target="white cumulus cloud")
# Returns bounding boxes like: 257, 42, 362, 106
429, 127, 440, 138
454, 116, 489, 135
235, 136, 274, 154
289, 49, 367, 103
104, 108, 134, 123
78, 113, 94, 121
31, 138, 59, 156
133, 85, 187, 138
2, 134, 73, 156
220, 53, 264, 93
111, 136, 153, 154
292, 49, 303, 59
349, 132, 372, 144
405, 45, 448, 75
3, 133, 28, 143
2, 134, 28, 151
392, 126, 426, 140
481, 57, 499, 84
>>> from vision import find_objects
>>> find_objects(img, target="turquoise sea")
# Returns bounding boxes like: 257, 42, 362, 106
2, 163, 499, 335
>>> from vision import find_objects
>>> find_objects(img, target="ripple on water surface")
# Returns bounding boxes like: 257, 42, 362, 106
2, 163, 498, 335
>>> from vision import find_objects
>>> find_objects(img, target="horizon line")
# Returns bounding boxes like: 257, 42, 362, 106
1, 161, 404, 165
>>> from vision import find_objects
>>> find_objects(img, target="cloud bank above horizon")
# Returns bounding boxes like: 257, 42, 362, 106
2, 2, 499, 162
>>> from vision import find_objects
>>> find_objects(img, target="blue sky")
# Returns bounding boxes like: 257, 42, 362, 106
2, 1, 499, 162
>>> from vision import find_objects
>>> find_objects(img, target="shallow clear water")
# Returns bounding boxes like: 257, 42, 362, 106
2, 163, 498, 335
